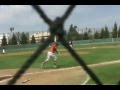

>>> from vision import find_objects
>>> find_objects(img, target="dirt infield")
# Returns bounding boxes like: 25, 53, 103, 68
0, 67, 87, 85
0, 60, 120, 85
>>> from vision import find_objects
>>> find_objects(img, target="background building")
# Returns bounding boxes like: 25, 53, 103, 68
29, 31, 50, 43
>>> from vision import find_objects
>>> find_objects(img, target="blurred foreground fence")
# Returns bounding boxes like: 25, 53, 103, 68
0, 5, 119, 85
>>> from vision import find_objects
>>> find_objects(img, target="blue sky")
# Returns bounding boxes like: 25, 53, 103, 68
0, 5, 120, 33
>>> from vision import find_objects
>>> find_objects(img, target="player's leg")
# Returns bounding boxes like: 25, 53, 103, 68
41, 52, 52, 68
52, 53, 58, 68
70, 44, 73, 48
3, 50, 5, 55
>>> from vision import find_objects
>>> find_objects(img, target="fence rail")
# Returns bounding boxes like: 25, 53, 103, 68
1, 38, 120, 52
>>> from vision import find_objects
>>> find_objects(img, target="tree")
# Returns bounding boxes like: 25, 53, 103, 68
88, 28, 93, 40
8, 39, 12, 45
21, 32, 28, 44
112, 22, 118, 38
78, 33, 83, 40
118, 27, 120, 38
41, 36, 45, 43
104, 25, 109, 38
9, 27, 14, 44
31, 35, 36, 44
1, 34, 7, 46
11, 34, 17, 45
67, 24, 80, 41
100, 28, 105, 39
63, 30, 68, 40
83, 32, 89, 40
26, 32, 30, 43
94, 31, 100, 39
16, 32, 21, 44
67, 24, 74, 40
10, 27, 14, 32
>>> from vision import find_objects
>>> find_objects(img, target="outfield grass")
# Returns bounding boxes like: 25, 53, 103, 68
81, 48, 120, 64
87, 63, 120, 85
0, 43, 120, 69
0, 43, 120, 85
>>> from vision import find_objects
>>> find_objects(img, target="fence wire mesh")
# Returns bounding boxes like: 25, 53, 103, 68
7, 5, 104, 85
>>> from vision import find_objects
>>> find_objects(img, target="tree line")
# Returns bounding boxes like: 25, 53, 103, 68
1, 32, 55, 46
2, 32, 30, 46
66, 22, 120, 41
1, 22, 120, 46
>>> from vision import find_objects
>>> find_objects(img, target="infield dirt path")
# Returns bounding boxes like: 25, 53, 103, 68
0, 60, 120, 85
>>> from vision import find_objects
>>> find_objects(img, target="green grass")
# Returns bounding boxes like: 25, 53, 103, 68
0, 55, 29, 69
81, 48, 120, 64
0, 43, 120, 69
0, 43, 120, 84
87, 63, 120, 85
74, 41, 120, 48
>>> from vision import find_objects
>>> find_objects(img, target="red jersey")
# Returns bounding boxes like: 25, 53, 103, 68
49, 43, 57, 53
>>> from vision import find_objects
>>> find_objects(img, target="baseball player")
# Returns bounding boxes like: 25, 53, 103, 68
69, 40, 73, 48
2, 48, 5, 54
41, 42, 59, 68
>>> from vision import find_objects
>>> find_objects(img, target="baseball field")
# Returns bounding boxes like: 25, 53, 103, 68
0, 42, 120, 85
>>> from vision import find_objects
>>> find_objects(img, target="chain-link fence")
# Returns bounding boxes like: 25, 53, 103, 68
5, 5, 119, 85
